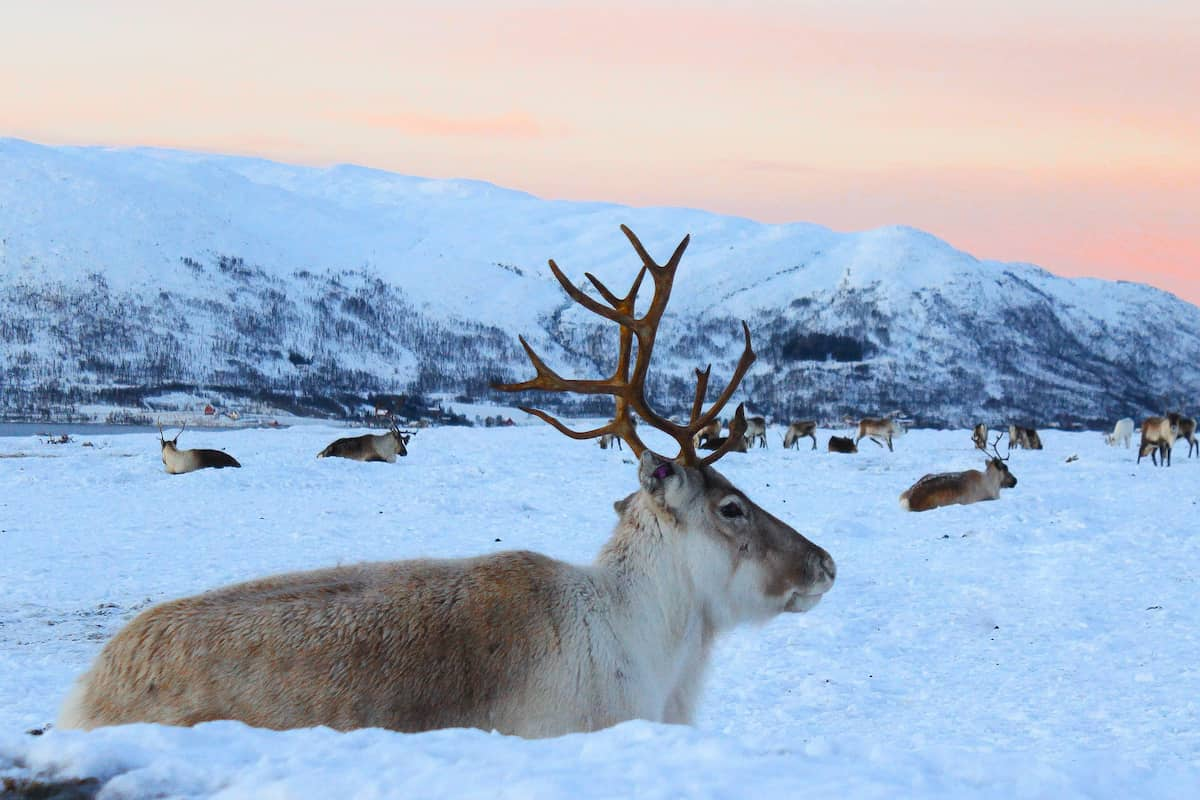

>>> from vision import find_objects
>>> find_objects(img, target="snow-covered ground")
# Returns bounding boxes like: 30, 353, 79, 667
1, 423, 1197, 798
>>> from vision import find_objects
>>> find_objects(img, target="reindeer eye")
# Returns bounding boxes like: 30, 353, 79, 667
719, 501, 744, 519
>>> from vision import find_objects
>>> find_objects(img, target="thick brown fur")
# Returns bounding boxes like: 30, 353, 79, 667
828, 435, 857, 454
899, 459, 1017, 512
783, 421, 817, 450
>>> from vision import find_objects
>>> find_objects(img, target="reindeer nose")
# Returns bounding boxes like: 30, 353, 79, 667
812, 551, 836, 588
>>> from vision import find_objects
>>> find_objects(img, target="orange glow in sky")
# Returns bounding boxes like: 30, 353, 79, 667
4, 1, 1198, 304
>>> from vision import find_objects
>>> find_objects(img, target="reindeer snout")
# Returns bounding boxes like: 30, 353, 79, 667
810, 550, 836, 592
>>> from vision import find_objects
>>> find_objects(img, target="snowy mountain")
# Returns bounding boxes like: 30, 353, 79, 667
2, 137, 1198, 427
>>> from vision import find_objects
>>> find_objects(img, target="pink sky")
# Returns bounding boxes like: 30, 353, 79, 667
4, 1, 1198, 304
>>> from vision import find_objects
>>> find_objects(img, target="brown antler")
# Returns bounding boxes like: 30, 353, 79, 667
493, 225, 755, 466
988, 431, 1010, 461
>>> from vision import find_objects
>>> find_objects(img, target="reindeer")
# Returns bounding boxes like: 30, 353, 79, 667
1137, 416, 1177, 466
1168, 412, 1197, 458
783, 420, 818, 450
1104, 418, 1134, 448
317, 420, 414, 463
59, 225, 835, 738
743, 416, 768, 448
598, 432, 623, 450
828, 435, 857, 454
900, 434, 1017, 512
855, 417, 898, 452
158, 425, 240, 474
698, 432, 749, 453
971, 423, 988, 451
692, 418, 721, 448
1008, 424, 1043, 450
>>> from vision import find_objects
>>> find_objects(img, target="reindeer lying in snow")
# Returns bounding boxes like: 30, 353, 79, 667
158, 425, 240, 474
60, 226, 835, 738
828, 435, 857, 453
317, 421, 415, 462
900, 434, 1017, 512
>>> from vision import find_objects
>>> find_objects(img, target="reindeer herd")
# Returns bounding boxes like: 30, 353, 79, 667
55, 225, 1195, 744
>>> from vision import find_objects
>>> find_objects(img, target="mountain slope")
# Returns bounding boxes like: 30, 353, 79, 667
2, 138, 1197, 426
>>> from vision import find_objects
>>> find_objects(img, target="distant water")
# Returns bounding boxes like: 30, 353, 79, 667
0, 423, 245, 438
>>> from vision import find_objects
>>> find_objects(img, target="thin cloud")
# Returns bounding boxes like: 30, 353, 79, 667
355, 110, 568, 140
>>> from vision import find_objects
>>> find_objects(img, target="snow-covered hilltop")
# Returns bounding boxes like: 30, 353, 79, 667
2, 137, 1198, 426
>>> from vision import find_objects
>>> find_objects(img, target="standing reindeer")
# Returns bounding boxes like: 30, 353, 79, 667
900, 433, 1017, 512
317, 420, 414, 462
783, 420, 818, 450
60, 225, 835, 738
1168, 413, 1197, 458
1008, 424, 1043, 450
1137, 416, 1177, 466
855, 417, 898, 451
971, 423, 988, 451
743, 416, 768, 448
158, 425, 241, 474
1104, 418, 1134, 448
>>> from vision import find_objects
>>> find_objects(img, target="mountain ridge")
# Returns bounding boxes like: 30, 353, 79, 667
2, 137, 1197, 427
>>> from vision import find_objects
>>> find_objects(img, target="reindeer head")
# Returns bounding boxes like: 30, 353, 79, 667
387, 419, 414, 457
159, 424, 184, 460
986, 432, 1018, 488
494, 225, 835, 625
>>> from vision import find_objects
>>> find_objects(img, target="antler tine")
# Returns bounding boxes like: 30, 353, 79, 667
495, 226, 755, 467
989, 430, 1009, 461
547, 259, 636, 330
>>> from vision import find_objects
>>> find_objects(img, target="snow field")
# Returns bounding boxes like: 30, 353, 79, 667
1, 423, 1197, 797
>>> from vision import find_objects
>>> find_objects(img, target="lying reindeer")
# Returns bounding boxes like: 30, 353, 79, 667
855, 417, 898, 451
971, 423, 988, 451
828, 435, 857, 454
900, 434, 1017, 512
59, 225, 834, 738
317, 421, 414, 463
1137, 416, 1176, 467
158, 425, 240, 474
698, 432, 748, 453
1008, 424, 1043, 450
783, 420, 817, 450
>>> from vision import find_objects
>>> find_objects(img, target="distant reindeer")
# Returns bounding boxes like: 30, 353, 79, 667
1168, 412, 1197, 458
783, 420, 818, 450
60, 225, 834, 738
1137, 416, 1177, 466
158, 425, 240, 474
692, 418, 721, 448
1008, 424, 1043, 450
1104, 418, 1134, 448
828, 435, 858, 454
598, 432, 623, 450
971, 423, 988, 451
743, 416, 768, 448
900, 434, 1017, 512
317, 420, 414, 463
698, 432, 748, 453
855, 417, 898, 452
